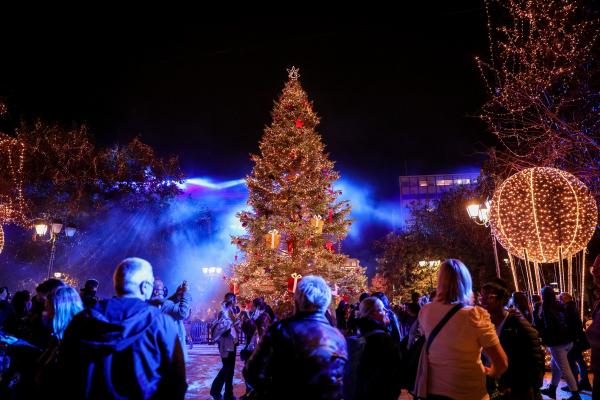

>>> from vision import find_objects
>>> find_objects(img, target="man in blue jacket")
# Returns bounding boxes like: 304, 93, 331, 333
61, 257, 187, 399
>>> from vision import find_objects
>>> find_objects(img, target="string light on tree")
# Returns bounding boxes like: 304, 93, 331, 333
477, 0, 599, 195
231, 67, 366, 301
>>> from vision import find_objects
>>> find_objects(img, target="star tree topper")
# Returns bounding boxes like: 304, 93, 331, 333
287, 66, 300, 80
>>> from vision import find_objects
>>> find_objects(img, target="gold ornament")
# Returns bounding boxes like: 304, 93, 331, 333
310, 215, 324, 234
264, 229, 281, 249
490, 167, 597, 263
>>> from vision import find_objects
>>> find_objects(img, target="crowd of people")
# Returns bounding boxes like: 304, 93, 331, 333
0, 255, 598, 399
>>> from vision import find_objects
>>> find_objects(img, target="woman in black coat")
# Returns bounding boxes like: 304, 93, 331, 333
344, 297, 402, 400
534, 286, 580, 399
482, 279, 545, 399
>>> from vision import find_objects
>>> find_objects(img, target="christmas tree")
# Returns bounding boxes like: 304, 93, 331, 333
231, 67, 366, 303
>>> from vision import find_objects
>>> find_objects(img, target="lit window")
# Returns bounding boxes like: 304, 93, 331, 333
436, 179, 452, 186
419, 180, 428, 187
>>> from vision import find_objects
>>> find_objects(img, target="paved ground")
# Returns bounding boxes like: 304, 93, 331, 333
185, 345, 593, 400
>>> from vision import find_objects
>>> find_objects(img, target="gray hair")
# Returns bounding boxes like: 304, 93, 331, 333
359, 297, 385, 319
294, 275, 331, 313
113, 257, 154, 296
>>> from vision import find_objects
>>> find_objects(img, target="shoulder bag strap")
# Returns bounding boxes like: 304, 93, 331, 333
426, 303, 464, 352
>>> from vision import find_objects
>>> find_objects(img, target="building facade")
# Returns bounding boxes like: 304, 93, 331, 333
399, 172, 480, 224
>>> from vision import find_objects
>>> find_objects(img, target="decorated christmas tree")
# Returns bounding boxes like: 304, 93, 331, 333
231, 67, 366, 303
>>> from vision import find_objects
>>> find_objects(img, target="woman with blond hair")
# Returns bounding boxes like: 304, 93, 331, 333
415, 259, 508, 400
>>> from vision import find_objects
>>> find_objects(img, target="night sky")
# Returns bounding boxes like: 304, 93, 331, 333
0, 6, 491, 198
0, 7, 497, 273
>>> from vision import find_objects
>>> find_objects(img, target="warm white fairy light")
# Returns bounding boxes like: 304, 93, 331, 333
490, 167, 597, 263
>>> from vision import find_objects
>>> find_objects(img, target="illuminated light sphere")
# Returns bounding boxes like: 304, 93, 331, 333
0, 225, 4, 254
490, 167, 598, 263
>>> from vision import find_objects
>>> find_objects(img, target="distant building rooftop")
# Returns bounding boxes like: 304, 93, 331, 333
399, 172, 480, 224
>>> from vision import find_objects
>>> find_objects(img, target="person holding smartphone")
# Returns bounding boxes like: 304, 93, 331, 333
151, 279, 192, 361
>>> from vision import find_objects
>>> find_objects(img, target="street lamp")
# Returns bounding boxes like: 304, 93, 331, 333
466, 199, 501, 278
33, 217, 77, 279
33, 218, 48, 236
202, 267, 222, 276
466, 199, 491, 226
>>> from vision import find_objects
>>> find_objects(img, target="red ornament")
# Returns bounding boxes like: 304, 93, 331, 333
342, 295, 350, 302
328, 209, 333, 222
287, 273, 303, 293
295, 118, 304, 128
326, 241, 335, 253
287, 239, 294, 253
229, 282, 240, 295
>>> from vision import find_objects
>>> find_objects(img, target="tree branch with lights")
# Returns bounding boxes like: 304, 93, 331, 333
0, 103, 183, 228
477, 0, 599, 197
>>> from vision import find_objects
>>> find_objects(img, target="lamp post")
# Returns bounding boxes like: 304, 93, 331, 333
33, 218, 77, 279
466, 200, 501, 278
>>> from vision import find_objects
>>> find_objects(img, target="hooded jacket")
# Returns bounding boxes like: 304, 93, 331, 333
61, 297, 186, 400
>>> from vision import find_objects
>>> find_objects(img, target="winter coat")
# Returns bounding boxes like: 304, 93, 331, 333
211, 310, 237, 358
151, 292, 191, 360
60, 297, 187, 400
497, 309, 545, 392
534, 302, 572, 346
344, 318, 402, 400
563, 300, 590, 352
586, 302, 600, 373
244, 311, 348, 400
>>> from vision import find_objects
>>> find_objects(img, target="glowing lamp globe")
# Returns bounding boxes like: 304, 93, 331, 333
64, 225, 76, 237
466, 204, 480, 219
51, 220, 63, 235
33, 219, 48, 236
489, 167, 597, 263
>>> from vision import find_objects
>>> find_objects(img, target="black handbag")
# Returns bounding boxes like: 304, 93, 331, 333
240, 345, 253, 361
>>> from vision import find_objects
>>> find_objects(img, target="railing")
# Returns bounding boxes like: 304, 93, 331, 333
187, 319, 247, 345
